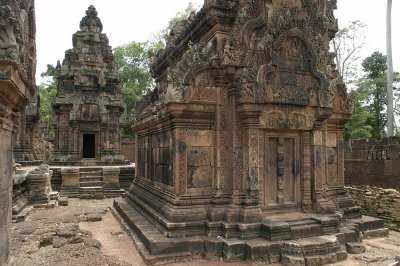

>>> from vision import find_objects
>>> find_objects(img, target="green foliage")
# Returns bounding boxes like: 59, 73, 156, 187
114, 2, 199, 139
39, 64, 57, 139
149, 2, 199, 47
344, 91, 372, 141
358, 52, 388, 139
346, 52, 400, 140
114, 41, 156, 114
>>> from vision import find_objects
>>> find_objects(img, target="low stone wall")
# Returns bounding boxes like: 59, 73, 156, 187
346, 185, 400, 223
121, 140, 135, 163
345, 137, 400, 190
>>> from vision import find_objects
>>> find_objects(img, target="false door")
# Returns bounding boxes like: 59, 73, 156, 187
264, 133, 301, 211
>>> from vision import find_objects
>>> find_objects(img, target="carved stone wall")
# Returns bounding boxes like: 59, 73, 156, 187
345, 137, 400, 190
0, 0, 36, 264
120, 139, 135, 163
126, 0, 354, 240
13, 93, 42, 166
49, 6, 125, 166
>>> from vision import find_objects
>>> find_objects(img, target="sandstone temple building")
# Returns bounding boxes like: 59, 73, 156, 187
114, 0, 387, 264
48, 6, 133, 200
50, 5, 125, 166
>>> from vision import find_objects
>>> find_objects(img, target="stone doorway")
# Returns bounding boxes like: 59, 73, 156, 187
263, 132, 301, 211
83, 134, 96, 159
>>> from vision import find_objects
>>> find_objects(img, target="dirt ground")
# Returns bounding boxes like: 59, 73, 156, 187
9, 198, 400, 266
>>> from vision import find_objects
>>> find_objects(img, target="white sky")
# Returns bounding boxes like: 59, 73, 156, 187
35, 0, 399, 84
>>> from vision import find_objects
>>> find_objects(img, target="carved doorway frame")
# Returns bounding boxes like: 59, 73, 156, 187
262, 131, 302, 212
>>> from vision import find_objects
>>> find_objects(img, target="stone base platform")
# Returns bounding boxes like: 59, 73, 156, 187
51, 165, 134, 199
112, 196, 389, 265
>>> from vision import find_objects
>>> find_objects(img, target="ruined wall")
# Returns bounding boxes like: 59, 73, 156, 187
120, 140, 135, 163
347, 185, 400, 223
0, 0, 37, 264
345, 137, 400, 189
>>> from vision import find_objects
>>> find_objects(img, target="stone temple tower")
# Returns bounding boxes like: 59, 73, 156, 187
50, 6, 125, 166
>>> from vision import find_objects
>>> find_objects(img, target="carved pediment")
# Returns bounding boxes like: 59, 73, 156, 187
260, 105, 315, 130
79, 103, 100, 121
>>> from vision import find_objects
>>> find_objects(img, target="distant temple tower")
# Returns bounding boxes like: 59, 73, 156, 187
50, 6, 125, 166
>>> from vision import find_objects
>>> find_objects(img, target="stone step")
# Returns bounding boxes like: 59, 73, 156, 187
350, 215, 385, 232
79, 186, 104, 199
80, 181, 103, 187
113, 198, 204, 258
80, 193, 104, 199
79, 186, 103, 191
79, 167, 102, 172
104, 188, 125, 198
12, 196, 29, 215
261, 216, 339, 241
280, 235, 347, 266
79, 171, 103, 178
12, 206, 33, 222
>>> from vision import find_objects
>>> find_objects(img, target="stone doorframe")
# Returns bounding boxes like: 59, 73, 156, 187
79, 131, 100, 160
259, 130, 313, 213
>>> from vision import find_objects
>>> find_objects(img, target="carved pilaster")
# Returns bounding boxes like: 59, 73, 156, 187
175, 128, 187, 195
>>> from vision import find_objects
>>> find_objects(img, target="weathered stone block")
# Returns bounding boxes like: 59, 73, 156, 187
87, 213, 102, 222
363, 228, 390, 238
336, 250, 348, 261
320, 252, 337, 264
103, 167, 120, 188
346, 242, 366, 254
61, 168, 80, 187
204, 238, 223, 259
222, 238, 245, 261
245, 239, 269, 263
58, 197, 69, 206
281, 255, 305, 266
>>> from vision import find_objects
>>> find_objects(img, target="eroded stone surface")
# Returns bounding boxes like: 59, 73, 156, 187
10, 199, 130, 266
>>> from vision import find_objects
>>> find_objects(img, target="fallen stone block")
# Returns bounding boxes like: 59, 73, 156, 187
87, 213, 102, 222
363, 228, 390, 238
58, 197, 68, 206
346, 242, 366, 254
222, 238, 245, 261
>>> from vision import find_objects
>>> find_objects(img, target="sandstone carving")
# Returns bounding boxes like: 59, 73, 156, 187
0, 1, 36, 264
49, 6, 125, 166
113, 0, 381, 264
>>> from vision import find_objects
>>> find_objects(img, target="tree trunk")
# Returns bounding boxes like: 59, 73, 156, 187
387, 0, 394, 137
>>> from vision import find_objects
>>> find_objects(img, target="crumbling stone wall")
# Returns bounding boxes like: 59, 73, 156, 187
345, 137, 400, 190
347, 185, 400, 223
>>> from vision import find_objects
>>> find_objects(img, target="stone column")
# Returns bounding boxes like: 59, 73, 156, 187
239, 128, 262, 224
0, 110, 14, 265
103, 167, 120, 188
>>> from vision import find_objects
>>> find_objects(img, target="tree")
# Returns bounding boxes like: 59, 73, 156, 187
359, 52, 388, 139
331, 20, 365, 87
39, 64, 58, 138
113, 2, 200, 139
150, 2, 199, 47
386, 0, 394, 136
114, 41, 155, 114
344, 90, 373, 141
357, 52, 400, 139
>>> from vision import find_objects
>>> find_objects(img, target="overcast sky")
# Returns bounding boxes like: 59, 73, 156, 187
35, 0, 399, 84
